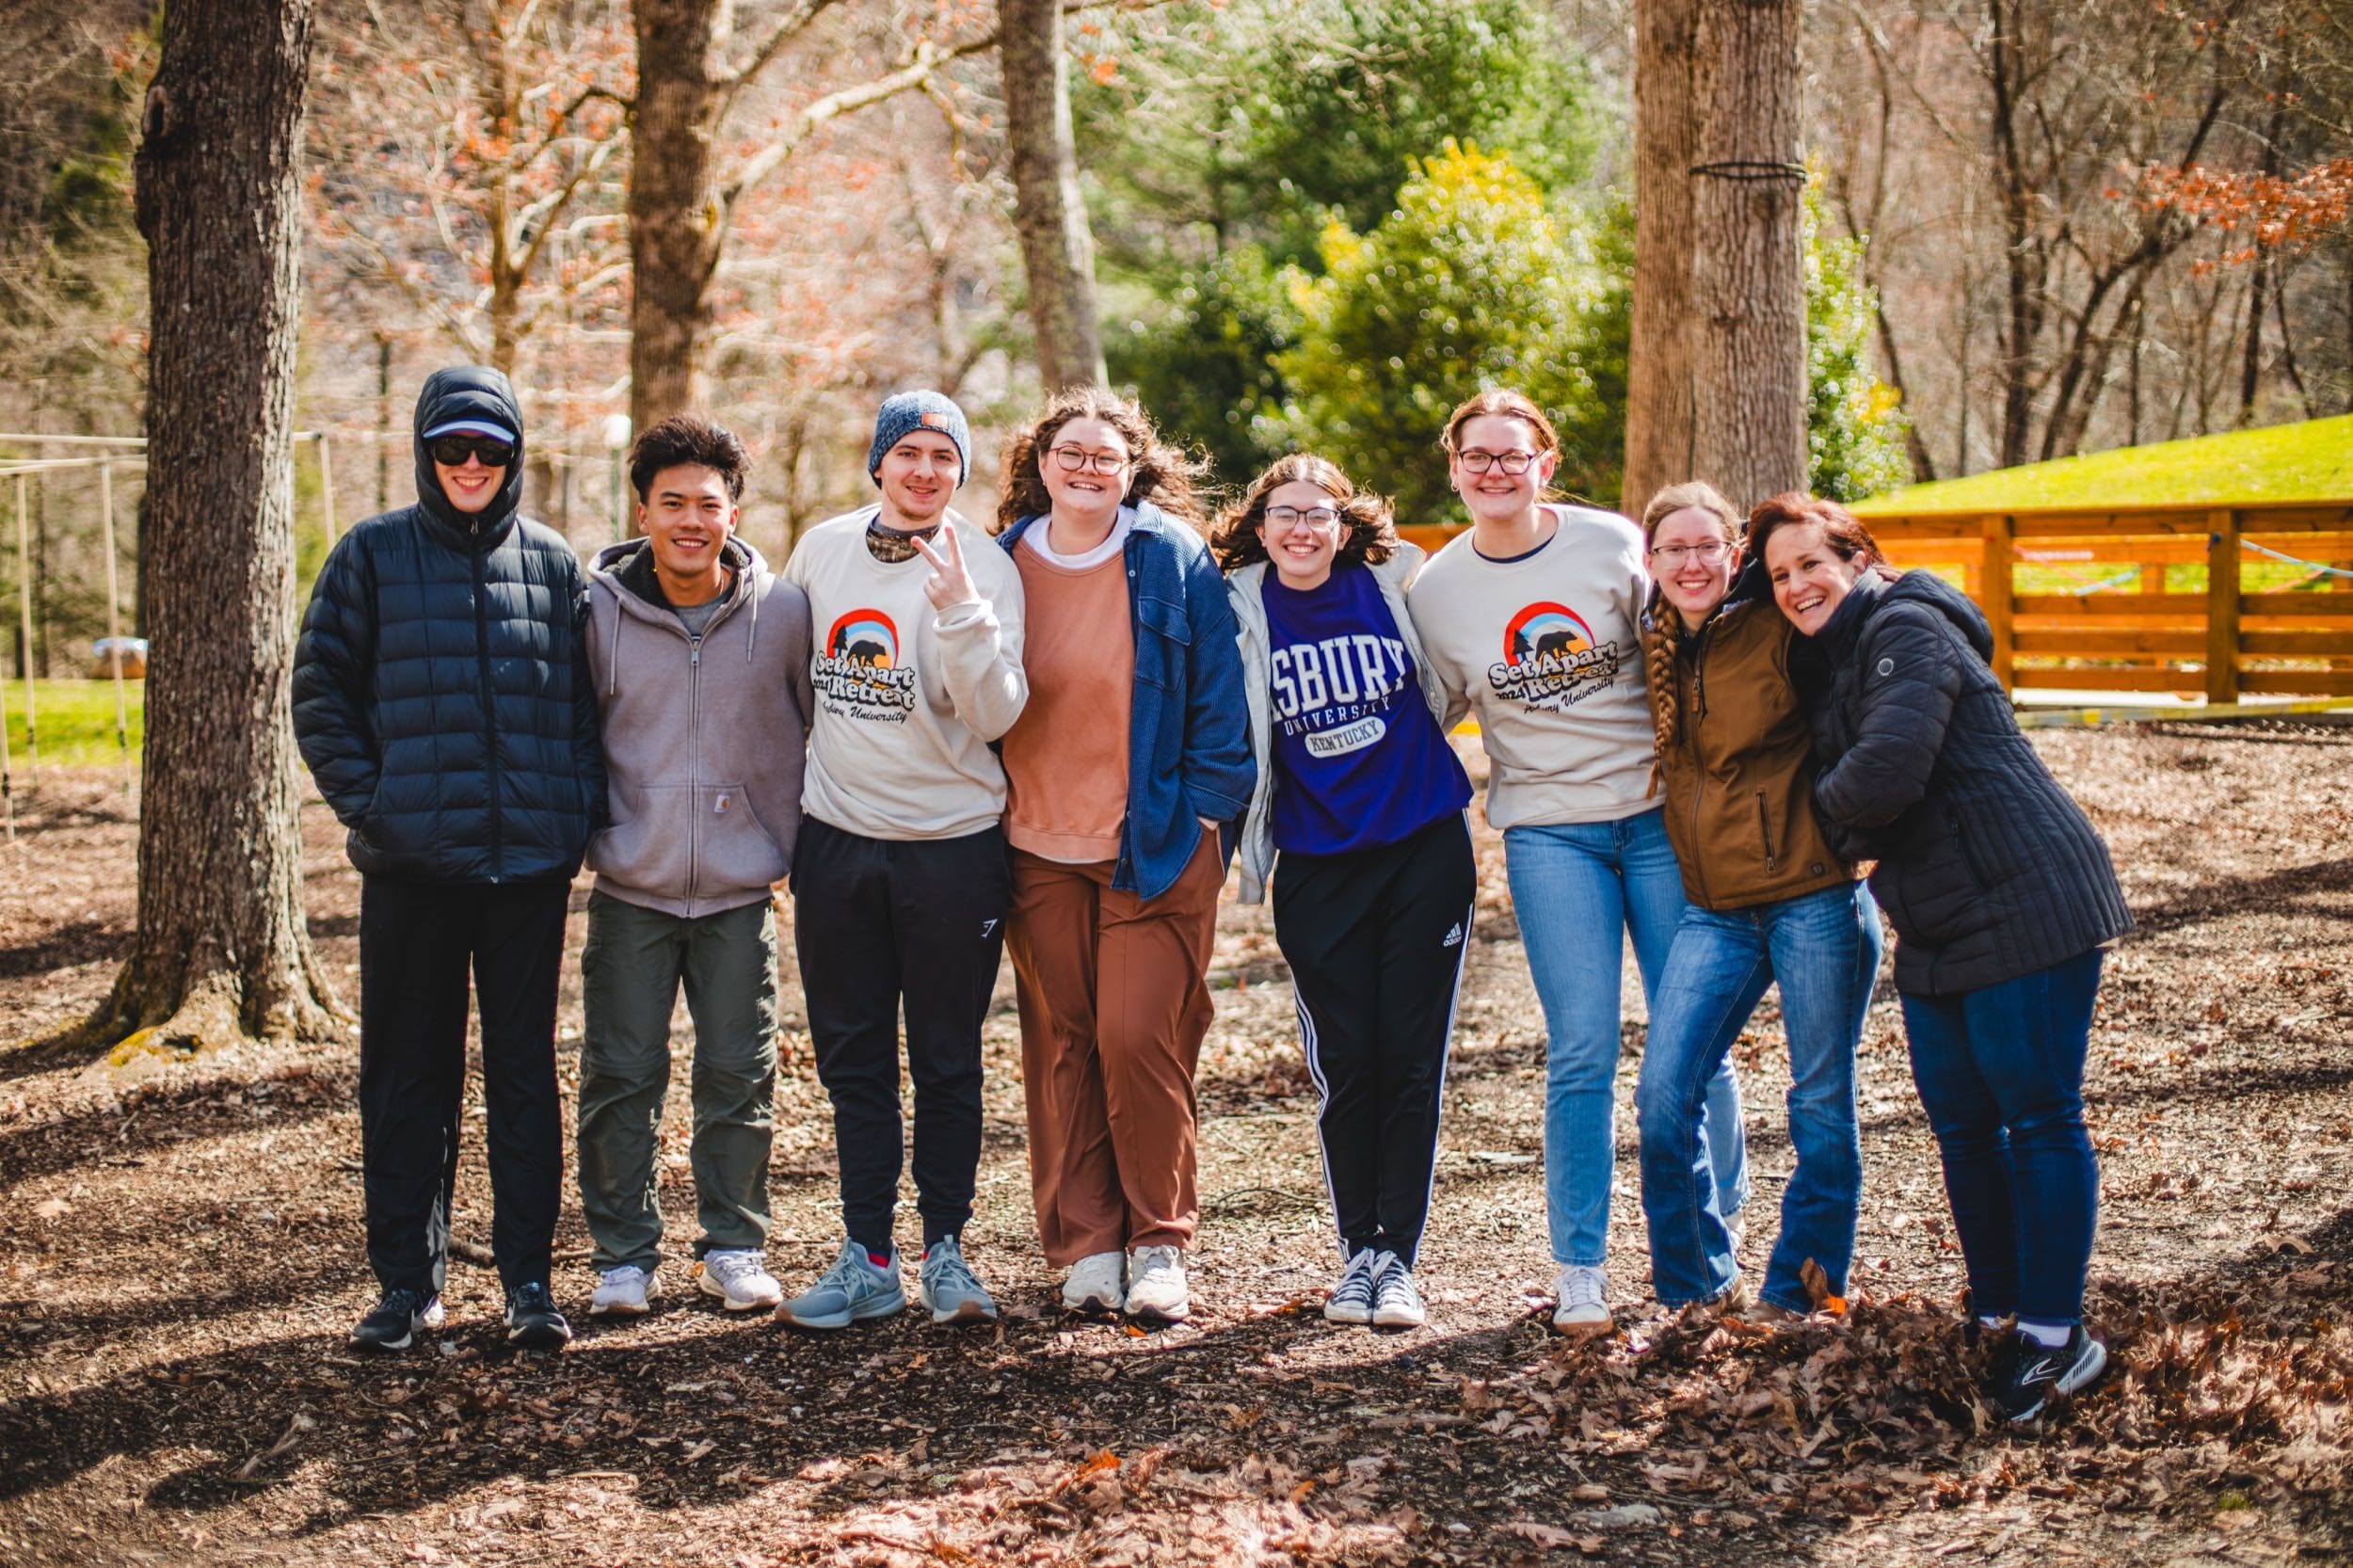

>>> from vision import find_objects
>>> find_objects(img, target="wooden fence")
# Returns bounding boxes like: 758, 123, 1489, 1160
1401, 500, 2353, 701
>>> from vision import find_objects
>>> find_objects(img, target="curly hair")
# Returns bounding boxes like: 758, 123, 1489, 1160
1638, 481, 1744, 753
1744, 491, 1883, 582
628, 413, 750, 503
1208, 454, 1399, 574
993, 387, 1207, 535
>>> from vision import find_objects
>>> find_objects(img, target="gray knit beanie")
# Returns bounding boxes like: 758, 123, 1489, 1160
867, 390, 970, 486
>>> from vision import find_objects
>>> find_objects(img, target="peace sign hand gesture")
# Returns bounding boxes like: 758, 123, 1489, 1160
911, 523, 984, 612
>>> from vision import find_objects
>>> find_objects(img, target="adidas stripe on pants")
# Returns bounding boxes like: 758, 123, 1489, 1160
1270, 811, 1477, 1269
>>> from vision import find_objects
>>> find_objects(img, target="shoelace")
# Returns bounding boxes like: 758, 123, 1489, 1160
816, 1244, 885, 1293
1330, 1252, 1378, 1309
1132, 1245, 1182, 1280
1374, 1259, 1421, 1311
1558, 1268, 1608, 1309
511, 1282, 556, 1315
705, 1253, 763, 1287
926, 1241, 983, 1294
380, 1288, 427, 1319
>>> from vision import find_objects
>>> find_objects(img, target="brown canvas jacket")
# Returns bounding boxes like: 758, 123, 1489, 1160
1643, 577, 1854, 912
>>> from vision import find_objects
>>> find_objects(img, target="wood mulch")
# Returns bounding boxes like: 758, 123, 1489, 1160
0, 721, 2347, 1566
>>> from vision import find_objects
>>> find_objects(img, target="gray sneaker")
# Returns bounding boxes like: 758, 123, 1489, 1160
918, 1236, 1000, 1325
776, 1240, 905, 1331
1370, 1252, 1426, 1328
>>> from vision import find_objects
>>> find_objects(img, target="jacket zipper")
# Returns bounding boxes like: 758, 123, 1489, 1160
1687, 620, 1713, 905
686, 630, 701, 909
472, 518, 504, 880
1755, 789, 1778, 873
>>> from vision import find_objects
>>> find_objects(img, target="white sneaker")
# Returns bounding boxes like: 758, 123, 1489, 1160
1370, 1253, 1426, 1329
1552, 1264, 1612, 1337
1061, 1250, 1127, 1313
696, 1249, 784, 1311
1725, 1211, 1747, 1256
1124, 1244, 1190, 1321
588, 1265, 661, 1318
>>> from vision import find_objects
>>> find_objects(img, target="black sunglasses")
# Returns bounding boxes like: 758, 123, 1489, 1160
427, 434, 516, 468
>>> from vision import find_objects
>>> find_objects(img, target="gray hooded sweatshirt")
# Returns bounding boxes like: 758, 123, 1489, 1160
584, 536, 815, 918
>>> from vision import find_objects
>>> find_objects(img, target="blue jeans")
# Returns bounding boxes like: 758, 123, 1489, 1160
1505, 808, 1748, 1269
1636, 882, 1883, 1310
1898, 949, 2105, 1324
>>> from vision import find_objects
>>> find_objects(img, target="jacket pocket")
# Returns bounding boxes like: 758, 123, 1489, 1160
704, 784, 791, 895
1136, 590, 1191, 692
1753, 790, 1779, 874
586, 782, 696, 901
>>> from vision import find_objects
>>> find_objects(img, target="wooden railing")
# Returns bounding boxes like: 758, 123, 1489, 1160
1401, 501, 2353, 701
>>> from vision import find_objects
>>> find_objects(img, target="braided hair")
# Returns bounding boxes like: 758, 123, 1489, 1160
1639, 481, 1743, 753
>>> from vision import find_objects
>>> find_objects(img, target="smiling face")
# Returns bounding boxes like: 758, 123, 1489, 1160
1256, 478, 1346, 592
1448, 414, 1556, 526
1650, 506, 1739, 629
639, 463, 738, 598
1039, 416, 1132, 530
876, 429, 962, 529
1765, 520, 1865, 635
433, 452, 505, 515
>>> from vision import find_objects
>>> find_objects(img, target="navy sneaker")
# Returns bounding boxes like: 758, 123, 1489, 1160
1996, 1326, 2106, 1423
350, 1288, 444, 1352
504, 1281, 573, 1350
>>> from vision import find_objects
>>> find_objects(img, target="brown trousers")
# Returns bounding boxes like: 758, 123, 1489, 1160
1008, 833, 1223, 1263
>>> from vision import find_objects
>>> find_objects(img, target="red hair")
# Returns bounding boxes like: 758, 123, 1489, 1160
1745, 491, 1882, 572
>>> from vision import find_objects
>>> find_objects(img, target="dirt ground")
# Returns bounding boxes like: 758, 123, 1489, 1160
1, 722, 2348, 1568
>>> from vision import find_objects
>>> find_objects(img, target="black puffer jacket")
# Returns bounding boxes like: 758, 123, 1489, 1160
293, 366, 604, 883
1792, 568, 2131, 996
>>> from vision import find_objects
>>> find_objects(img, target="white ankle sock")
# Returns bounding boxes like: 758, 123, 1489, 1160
2016, 1318, 2073, 1349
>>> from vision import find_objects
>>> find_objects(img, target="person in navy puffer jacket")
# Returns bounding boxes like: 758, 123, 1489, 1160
294, 365, 604, 1353
1754, 491, 2131, 1430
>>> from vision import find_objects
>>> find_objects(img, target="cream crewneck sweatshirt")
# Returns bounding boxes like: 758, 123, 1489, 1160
782, 505, 1028, 841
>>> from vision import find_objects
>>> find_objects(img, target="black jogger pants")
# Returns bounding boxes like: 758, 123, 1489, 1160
1271, 811, 1476, 1269
793, 816, 1010, 1256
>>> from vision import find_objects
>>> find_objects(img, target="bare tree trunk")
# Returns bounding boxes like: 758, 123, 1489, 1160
100, 0, 336, 1053
1688, 0, 1809, 508
1000, 0, 1106, 392
1624, 0, 1699, 513
628, 0, 729, 440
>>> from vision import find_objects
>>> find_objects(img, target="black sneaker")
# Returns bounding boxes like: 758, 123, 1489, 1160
1995, 1326, 2106, 1424
504, 1281, 573, 1350
350, 1288, 445, 1352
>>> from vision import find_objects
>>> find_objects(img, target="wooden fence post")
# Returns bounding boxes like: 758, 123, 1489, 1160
2205, 508, 2240, 705
1980, 513, 2015, 692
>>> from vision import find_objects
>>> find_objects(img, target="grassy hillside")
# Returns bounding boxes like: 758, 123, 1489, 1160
2, 678, 143, 770
1857, 413, 2353, 514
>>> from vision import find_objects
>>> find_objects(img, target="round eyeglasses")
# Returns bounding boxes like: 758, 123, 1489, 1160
1048, 445, 1130, 475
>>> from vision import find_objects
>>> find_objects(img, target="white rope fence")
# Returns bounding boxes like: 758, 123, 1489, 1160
2239, 536, 2353, 580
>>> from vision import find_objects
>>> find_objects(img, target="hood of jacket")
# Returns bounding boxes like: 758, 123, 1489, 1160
411, 365, 527, 549
589, 535, 773, 694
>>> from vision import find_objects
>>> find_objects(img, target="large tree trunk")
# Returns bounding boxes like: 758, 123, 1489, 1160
103, 0, 336, 1053
628, 0, 730, 440
1623, 0, 1699, 516
1000, 0, 1106, 392
1687, 0, 1809, 509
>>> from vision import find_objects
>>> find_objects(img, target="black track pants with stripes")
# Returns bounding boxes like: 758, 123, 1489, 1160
1270, 811, 1477, 1270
